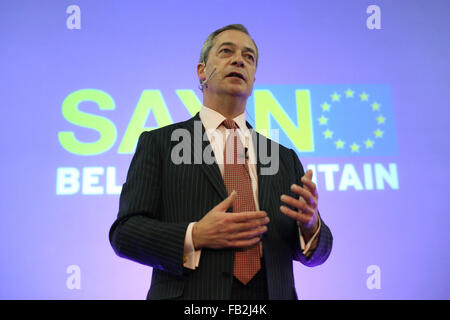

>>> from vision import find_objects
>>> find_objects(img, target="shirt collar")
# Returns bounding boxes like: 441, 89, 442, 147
199, 105, 247, 131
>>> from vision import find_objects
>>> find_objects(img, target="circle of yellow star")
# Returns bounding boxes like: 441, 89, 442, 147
321, 90, 384, 153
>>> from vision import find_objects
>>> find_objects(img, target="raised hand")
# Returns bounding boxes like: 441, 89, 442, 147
192, 191, 270, 249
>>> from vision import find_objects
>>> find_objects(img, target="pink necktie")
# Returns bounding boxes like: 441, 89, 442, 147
222, 119, 261, 285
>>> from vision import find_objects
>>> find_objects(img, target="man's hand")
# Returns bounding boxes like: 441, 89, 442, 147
192, 191, 269, 250
280, 169, 320, 240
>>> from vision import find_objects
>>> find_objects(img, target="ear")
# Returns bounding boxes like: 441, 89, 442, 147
197, 63, 207, 82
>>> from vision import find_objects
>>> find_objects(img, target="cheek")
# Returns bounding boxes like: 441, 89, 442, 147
248, 70, 256, 83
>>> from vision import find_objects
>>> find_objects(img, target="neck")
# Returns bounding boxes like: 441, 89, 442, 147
203, 92, 247, 119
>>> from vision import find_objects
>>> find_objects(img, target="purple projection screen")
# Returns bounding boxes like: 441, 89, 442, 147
0, 0, 449, 299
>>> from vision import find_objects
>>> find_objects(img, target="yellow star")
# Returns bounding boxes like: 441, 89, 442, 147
321, 102, 331, 112
364, 139, 375, 149
371, 102, 380, 111
345, 89, 354, 98
335, 139, 345, 149
318, 115, 328, 125
331, 92, 341, 102
360, 92, 369, 101
374, 129, 384, 138
350, 142, 360, 152
376, 115, 386, 124
323, 129, 333, 139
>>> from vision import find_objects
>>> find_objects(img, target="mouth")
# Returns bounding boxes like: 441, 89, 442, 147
225, 71, 246, 82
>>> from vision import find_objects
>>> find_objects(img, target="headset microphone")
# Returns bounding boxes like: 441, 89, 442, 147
203, 65, 217, 88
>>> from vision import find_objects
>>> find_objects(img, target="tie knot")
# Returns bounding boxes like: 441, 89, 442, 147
222, 119, 238, 130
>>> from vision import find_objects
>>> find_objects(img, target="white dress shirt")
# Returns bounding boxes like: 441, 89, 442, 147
183, 105, 321, 269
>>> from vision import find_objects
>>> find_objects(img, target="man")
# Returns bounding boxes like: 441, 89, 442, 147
109, 24, 332, 300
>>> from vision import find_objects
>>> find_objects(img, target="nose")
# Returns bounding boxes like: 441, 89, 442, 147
231, 56, 245, 68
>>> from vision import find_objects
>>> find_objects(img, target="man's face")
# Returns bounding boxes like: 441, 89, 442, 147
198, 30, 257, 99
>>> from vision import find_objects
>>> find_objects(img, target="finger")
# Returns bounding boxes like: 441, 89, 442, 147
280, 195, 315, 216
230, 225, 268, 241
290, 185, 316, 208
301, 176, 318, 198
228, 210, 268, 223
215, 190, 237, 211
280, 205, 313, 225
306, 169, 313, 180
229, 236, 261, 248
232, 216, 270, 233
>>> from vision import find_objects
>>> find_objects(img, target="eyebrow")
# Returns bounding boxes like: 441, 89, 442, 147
217, 42, 256, 57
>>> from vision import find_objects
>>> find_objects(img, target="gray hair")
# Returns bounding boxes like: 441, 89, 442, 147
198, 24, 259, 90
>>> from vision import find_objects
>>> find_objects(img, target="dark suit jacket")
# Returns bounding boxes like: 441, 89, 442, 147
109, 113, 333, 300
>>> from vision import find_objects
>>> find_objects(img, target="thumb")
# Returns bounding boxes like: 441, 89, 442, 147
215, 190, 237, 212
306, 169, 313, 180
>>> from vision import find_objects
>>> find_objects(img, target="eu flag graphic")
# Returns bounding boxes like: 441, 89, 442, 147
247, 85, 398, 157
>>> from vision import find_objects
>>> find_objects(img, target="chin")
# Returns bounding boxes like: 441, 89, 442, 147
214, 83, 251, 98
228, 89, 250, 98
226, 85, 251, 97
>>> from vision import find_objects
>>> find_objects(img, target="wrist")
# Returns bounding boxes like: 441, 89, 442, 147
300, 218, 319, 239
192, 222, 203, 250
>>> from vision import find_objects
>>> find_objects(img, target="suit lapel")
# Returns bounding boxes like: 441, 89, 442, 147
185, 113, 228, 200
246, 121, 276, 213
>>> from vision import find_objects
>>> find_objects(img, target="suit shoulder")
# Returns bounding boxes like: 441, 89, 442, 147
139, 117, 193, 142
258, 133, 294, 156
257, 133, 304, 173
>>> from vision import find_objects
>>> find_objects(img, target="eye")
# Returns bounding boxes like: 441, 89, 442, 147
220, 48, 231, 53
246, 54, 255, 61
